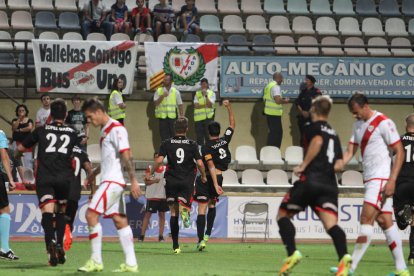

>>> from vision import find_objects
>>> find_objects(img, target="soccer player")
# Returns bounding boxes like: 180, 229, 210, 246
138, 152, 169, 242
0, 130, 19, 261
341, 93, 408, 276
393, 114, 414, 265
276, 96, 351, 276
193, 99, 235, 251
147, 117, 207, 254
78, 98, 141, 273
17, 99, 79, 266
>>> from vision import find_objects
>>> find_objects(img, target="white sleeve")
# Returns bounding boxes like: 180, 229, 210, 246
270, 85, 281, 97
193, 94, 198, 104
176, 90, 183, 105
111, 126, 130, 153
380, 119, 400, 146
112, 93, 123, 105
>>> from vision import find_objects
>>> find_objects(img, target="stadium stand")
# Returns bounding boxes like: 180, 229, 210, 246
241, 0, 263, 14
62, 31, 83, 40
0, 31, 13, 50
344, 37, 368, 56
218, 0, 240, 14
259, 146, 284, 166
0, 0, 5, 9
269, 16, 292, 35
315, 17, 338, 36
252, 35, 274, 54
379, 0, 401, 16
333, 0, 355, 15
391, 37, 414, 56
264, 0, 286, 14
195, 0, 217, 13
274, 36, 297, 55
172, 0, 186, 13
235, 145, 260, 165
0, 53, 17, 71
223, 15, 245, 34
321, 37, 344, 56
14, 31, 34, 50
182, 33, 201, 42
222, 169, 240, 186
200, 15, 222, 33
157, 33, 178, 42
292, 16, 315, 35
31, 0, 55, 11
87, 32, 106, 41
339, 17, 362, 36
367, 37, 391, 56
310, 0, 332, 15
54, 0, 78, 12
111, 33, 130, 41
7, 0, 31, 10
297, 36, 319, 55
11, 11, 34, 31
245, 15, 268, 34
0, 11, 9, 30
385, 18, 409, 37
241, 169, 265, 185
362, 17, 386, 36
17, 53, 34, 70
284, 146, 303, 166
241, 202, 269, 241
356, 0, 378, 16
226, 34, 251, 53
35, 11, 58, 31
58, 12, 81, 31
266, 169, 290, 186
38, 31, 59, 40
402, 0, 414, 16
287, 0, 309, 15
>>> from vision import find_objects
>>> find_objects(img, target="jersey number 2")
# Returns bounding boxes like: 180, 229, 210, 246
327, 138, 335, 164
45, 133, 70, 154
176, 148, 184, 164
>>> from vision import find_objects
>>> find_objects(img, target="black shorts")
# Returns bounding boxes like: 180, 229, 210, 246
36, 179, 72, 208
68, 181, 82, 202
280, 177, 338, 215
0, 176, 9, 209
165, 175, 195, 208
146, 199, 169, 213
394, 178, 414, 211
193, 174, 223, 203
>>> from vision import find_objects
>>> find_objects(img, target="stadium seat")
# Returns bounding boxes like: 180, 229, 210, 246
315, 17, 338, 36
110, 33, 130, 41
235, 145, 260, 165
226, 34, 251, 54
200, 15, 222, 33
241, 0, 263, 14
17, 53, 34, 70
368, 37, 391, 57
35, 11, 58, 30
0, 53, 17, 71
223, 169, 240, 185
266, 169, 290, 186
260, 146, 284, 165
158, 34, 178, 42
275, 36, 297, 55
409, 19, 414, 35
195, 0, 217, 13
32, 0, 55, 11
79, 0, 89, 10
339, 17, 362, 36
218, 0, 240, 14
344, 37, 367, 56
0, 31, 14, 50
62, 31, 83, 40
182, 34, 201, 42
223, 15, 245, 34
269, 16, 292, 35
87, 144, 101, 163
14, 31, 34, 50
252, 35, 274, 54
379, 0, 400, 16
0, 11, 9, 30
298, 36, 319, 55
246, 15, 268, 34
321, 37, 344, 56
39, 31, 59, 40
241, 169, 265, 185
55, 0, 78, 12
0, 0, 5, 9
402, 0, 414, 16
291, 172, 299, 185
391, 37, 414, 57
87, 32, 106, 41
134, 33, 154, 43
310, 0, 332, 15
292, 16, 315, 35
204, 34, 223, 52
172, 0, 186, 12
284, 146, 303, 166
385, 18, 408, 37
138, 55, 146, 73
8, 0, 30, 10
356, 0, 378, 16
287, 0, 309, 15
341, 170, 363, 186
11, 11, 33, 31
362, 18, 385, 37
58, 12, 81, 31
264, 0, 286, 14
333, 0, 355, 16
241, 202, 269, 241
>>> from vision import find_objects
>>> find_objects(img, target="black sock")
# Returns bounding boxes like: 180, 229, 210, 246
65, 200, 78, 232
205, 208, 216, 236
410, 226, 414, 257
278, 217, 296, 256
55, 213, 66, 246
327, 225, 348, 260
41, 213, 55, 250
197, 215, 206, 242
170, 216, 179, 249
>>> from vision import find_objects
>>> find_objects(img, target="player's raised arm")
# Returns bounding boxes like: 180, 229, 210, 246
223, 100, 235, 130
121, 150, 141, 199
293, 135, 323, 176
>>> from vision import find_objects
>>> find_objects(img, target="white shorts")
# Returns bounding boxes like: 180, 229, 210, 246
364, 178, 393, 214
89, 182, 126, 218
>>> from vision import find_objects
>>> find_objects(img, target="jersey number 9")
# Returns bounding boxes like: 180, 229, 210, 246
176, 148, 184, 164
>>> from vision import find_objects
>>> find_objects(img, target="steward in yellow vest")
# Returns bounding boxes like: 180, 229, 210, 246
194, 78, 216, 145
108, 78, 127, 125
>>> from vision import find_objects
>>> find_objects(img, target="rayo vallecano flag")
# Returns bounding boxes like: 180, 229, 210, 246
145, 42, 219, 91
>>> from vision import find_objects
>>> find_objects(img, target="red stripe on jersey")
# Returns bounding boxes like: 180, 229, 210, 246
389, 139, 401, 148
119, 148, 129, 153
89, 233, 98, 240
100, 121, 124, 146
389, 241, 397, 251
360, 114, 387, 157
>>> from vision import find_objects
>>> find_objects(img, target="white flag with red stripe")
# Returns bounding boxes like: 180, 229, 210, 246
32, 39, 138, 94
144, 42, 219, 91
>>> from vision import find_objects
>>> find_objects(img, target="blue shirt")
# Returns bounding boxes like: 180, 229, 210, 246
0, 130, 8, 149
111, 4, 128, 20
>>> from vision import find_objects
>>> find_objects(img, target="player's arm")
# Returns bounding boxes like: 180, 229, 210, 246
0, 148, 15, 190
196, 159, 207, 183
223, 100, 235, 130
149, 155, 164, 176
144, 168, 160, 185
82, 160, 96, 195
293, 135, 322, 176
334, 159, 344, 172
206, 159, 223, 195
384, 141, 404, 198
120, 149, 141, 199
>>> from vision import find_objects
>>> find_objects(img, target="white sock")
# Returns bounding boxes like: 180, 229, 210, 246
385, 225, 407, 271
351, 224, 373, 271
118, 226, 137, 267
89, 223, 103, 264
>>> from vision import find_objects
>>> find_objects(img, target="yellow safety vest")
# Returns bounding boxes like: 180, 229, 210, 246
194, 90, 215, 122
155, 87, 177, 119
108, 90, 126, 120
263, 81, 283, 116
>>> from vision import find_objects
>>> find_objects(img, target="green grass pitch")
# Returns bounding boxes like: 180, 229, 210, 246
0, 241, 413, 275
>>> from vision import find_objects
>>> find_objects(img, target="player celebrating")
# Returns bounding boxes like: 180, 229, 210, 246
276, 96, 351, 276
78, 98, 141, 273
147, 117, 207, 254
193, 99, 235, 251
341, 93, 408, 276
17, 99, 79, 266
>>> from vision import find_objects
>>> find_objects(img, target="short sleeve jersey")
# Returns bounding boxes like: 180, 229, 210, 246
0, 131, 7, 149
202, 127, 234, 171
72, 146, 90, 187
36, 107, 51, 127
397, 132, 414, 179
304, 121, 342, 181
100, 118, 130, 185
22, 122, 79, 183
131, 6, 150, 18
349, 111, 400, 181
158, 136, 201, 180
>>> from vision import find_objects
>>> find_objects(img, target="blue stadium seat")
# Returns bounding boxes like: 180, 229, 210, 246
227, 35, 251, 54
200, 15, 222, 33
356, 0, 378, 16
182, 34, 201, 42
379, 0, 401, 16
333, 0, 355, 16
264, 0, 286, 14
0, 53, 17, 71
310, 0, 332, 15
402, 0, 414, 16
58, 12, 81, 31
287, 0, 309, 15
35, 11, 58, 30
252, 35, 274, 54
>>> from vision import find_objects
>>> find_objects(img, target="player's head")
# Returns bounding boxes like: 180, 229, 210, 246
305, 75, 316, 88
40, 94, 51, 107
174, 117, 188, 135
208, 121, 221, 137
347, 93, 370, 120
273, 72, 283, 84
200, 78, 209, 90
82, 97, 107, 126
50, 98, 67, 121
405, 113, 414, 132
112, 77, 124, 92
15, 104, 29, 117
310, 95, 332, 121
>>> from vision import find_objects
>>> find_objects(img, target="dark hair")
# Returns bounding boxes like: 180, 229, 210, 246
15, 104, 29, 117
174, 117, 188, 133
208, 121, 221, 136
111, 77, 123, 92
305, 75, 316, 84
164, 73, 173, 81
40, 94, 50, 101
153, 152, 158, 157
200, 78, 209, 84
71, 94, 81, 102
82, 97, 106, 113
347, 93, 368, 110
312, 96, 332, 116
50, 99, 67, 120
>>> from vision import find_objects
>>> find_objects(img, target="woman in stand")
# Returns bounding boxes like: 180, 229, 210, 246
11, 104, 33, 169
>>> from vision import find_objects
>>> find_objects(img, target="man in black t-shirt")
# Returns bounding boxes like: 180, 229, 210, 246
276, 96, 352, 276
193, 100, 234, 251
17, 99, 79, 267
394, 114, 414, 264
65, 95, 89, 151
147, 117, 207, 254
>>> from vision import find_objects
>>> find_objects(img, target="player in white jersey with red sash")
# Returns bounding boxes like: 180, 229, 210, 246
78, 98, 141, 273
341, 93, 409, 276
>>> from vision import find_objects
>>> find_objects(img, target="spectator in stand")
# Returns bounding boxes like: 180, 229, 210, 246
11, 104, 33, 169
131, 0, 153, 36
36, 94, 51, 128
66, 95, 89, 152
153, 0, 175, 40
179, 0, 200, 35
81, 0, 113, 41
111, 0, 131, 35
